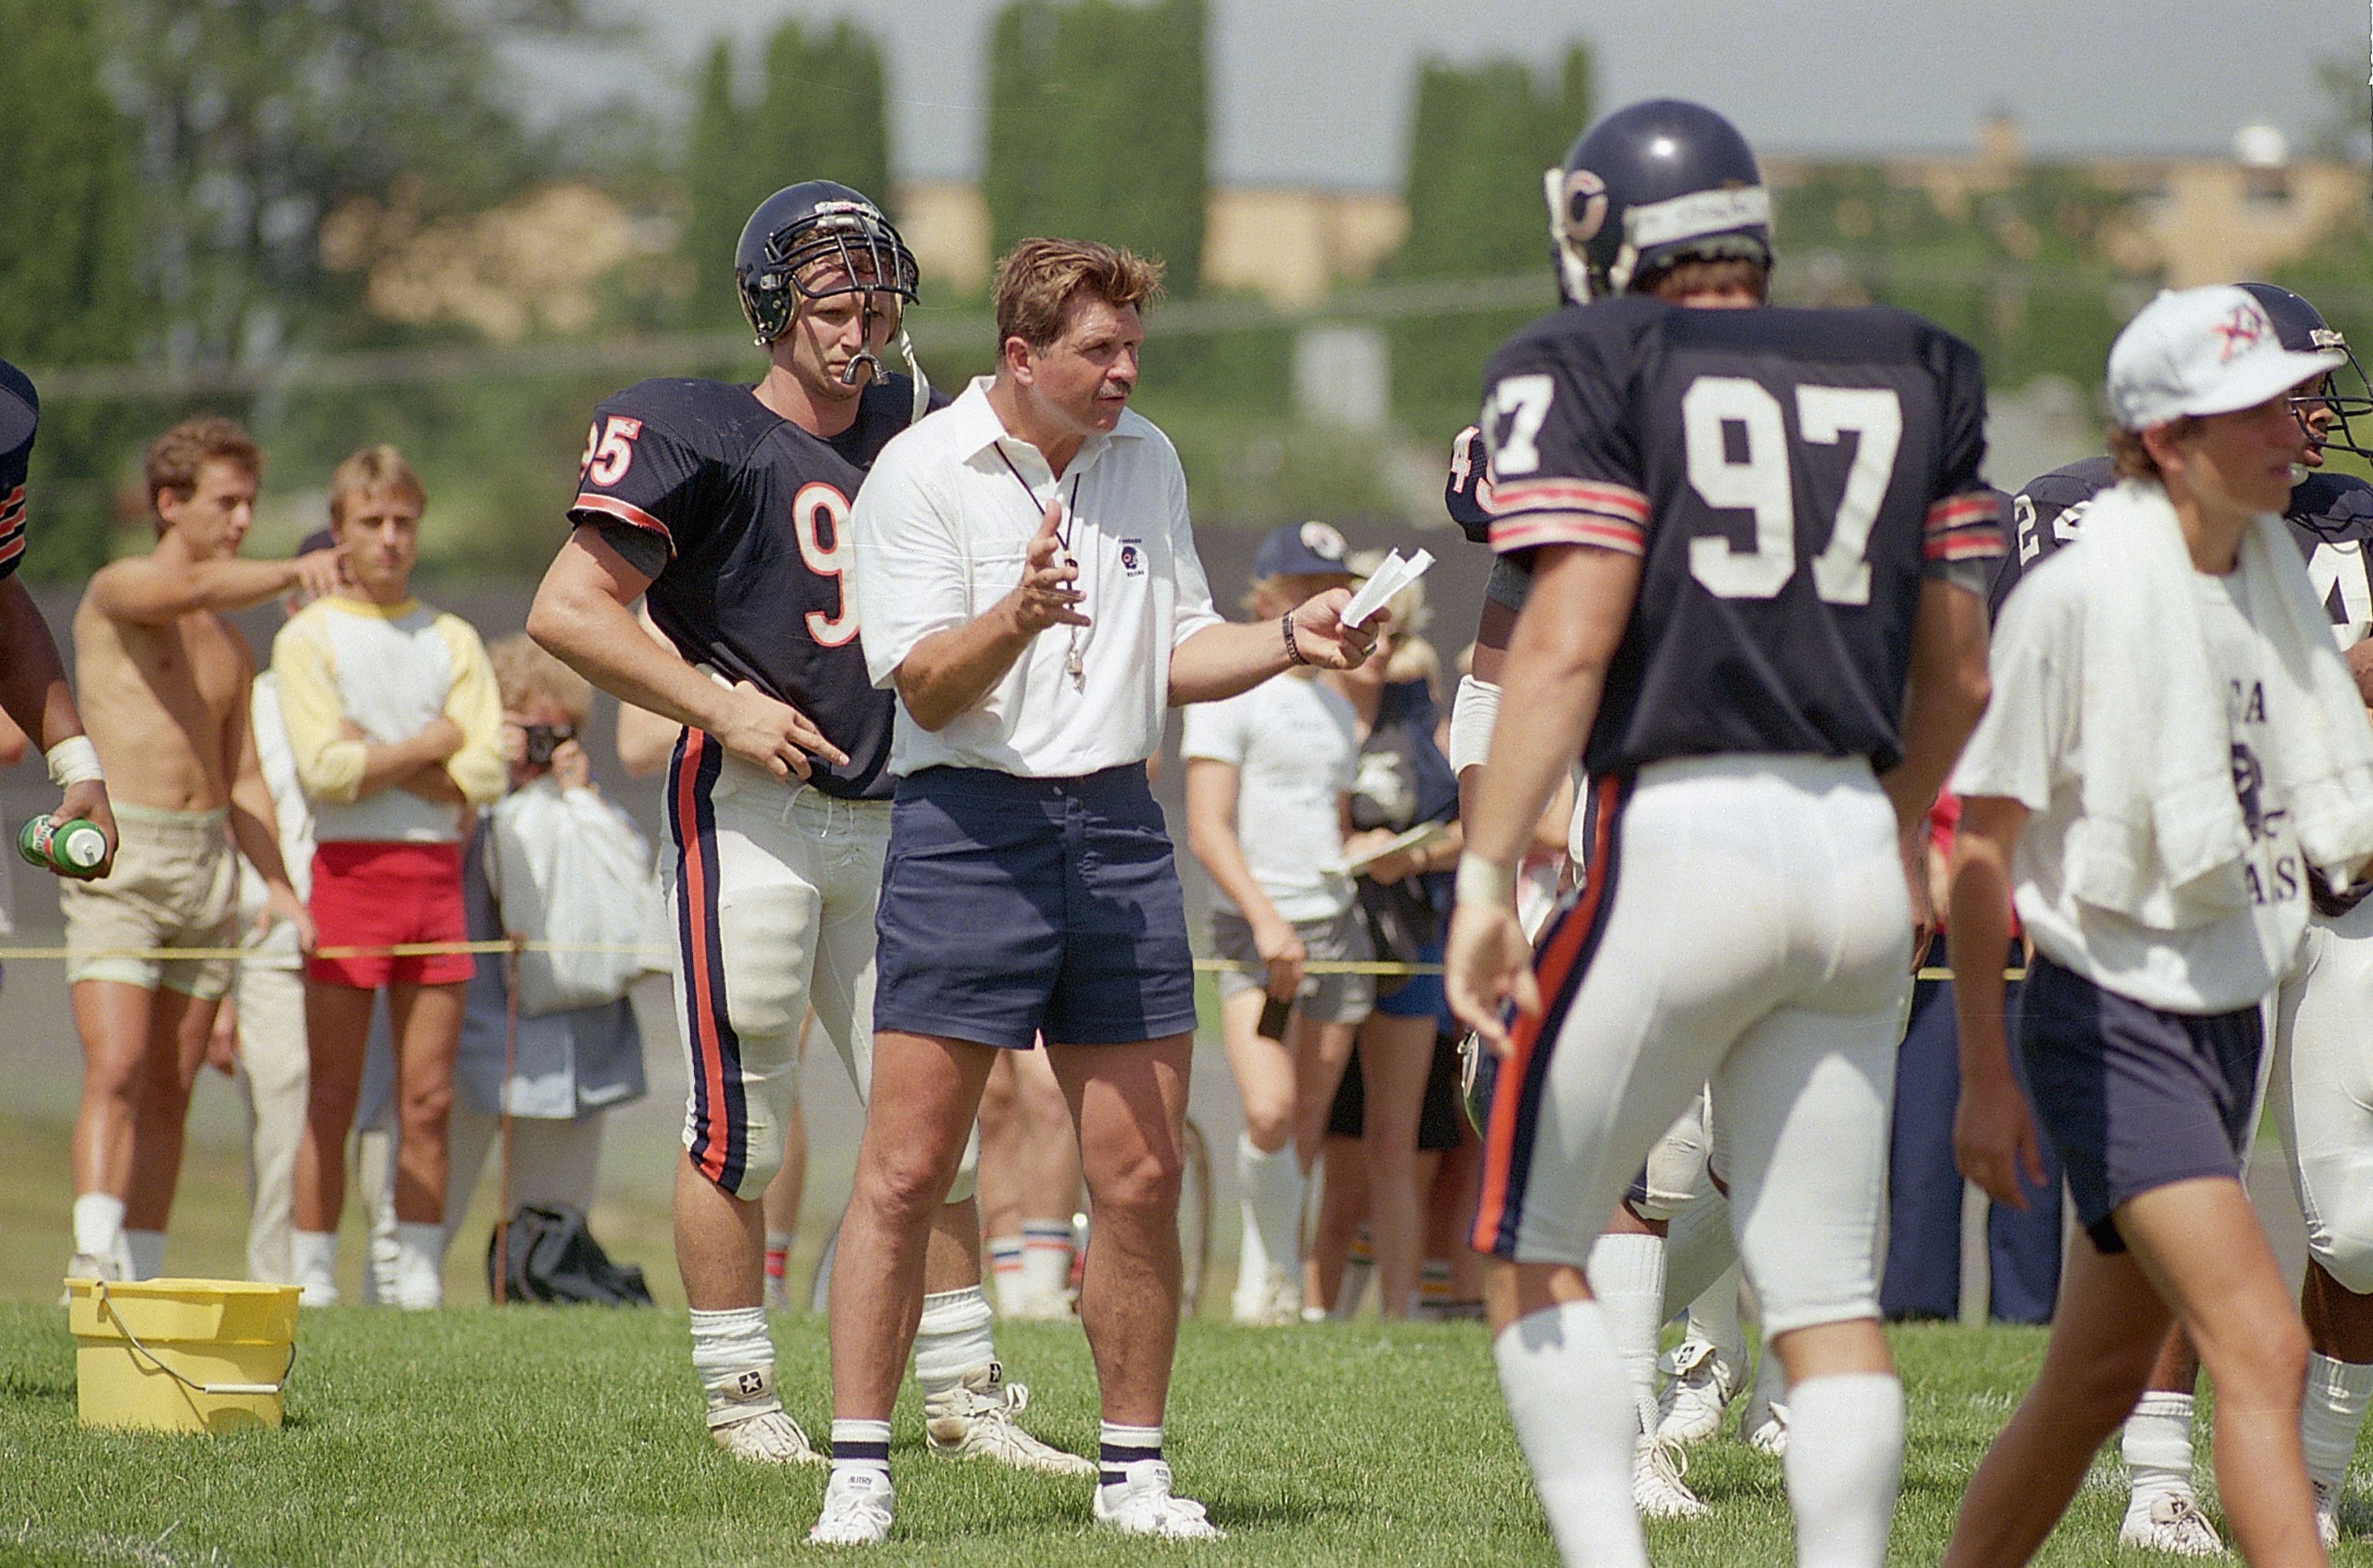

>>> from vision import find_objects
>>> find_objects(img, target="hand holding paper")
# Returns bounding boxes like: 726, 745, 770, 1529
1342, 549, 1434, 629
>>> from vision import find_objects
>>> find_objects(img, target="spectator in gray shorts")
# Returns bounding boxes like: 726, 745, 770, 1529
1183, 521, 1374, 1325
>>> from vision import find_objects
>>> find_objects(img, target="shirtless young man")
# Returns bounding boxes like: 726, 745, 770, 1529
63, 417, 337, 1282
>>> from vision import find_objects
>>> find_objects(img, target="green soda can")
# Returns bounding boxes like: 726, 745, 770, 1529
19, 816, 107, 876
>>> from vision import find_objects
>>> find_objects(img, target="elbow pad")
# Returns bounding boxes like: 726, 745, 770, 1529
1448, 674, 1501, 776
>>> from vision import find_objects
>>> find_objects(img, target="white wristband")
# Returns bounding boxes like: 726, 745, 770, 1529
1448, 674, 1501, 776
45, 735, 104, 788
1455, 854, 1517, 909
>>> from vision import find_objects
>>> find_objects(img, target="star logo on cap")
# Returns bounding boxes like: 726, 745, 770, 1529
2211, 304, 2268, 363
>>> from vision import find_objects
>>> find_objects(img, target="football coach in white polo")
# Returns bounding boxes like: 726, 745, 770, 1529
810, 237, 1382, 1546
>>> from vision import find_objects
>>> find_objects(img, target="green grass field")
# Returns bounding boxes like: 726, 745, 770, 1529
8, 1303, 2373, 1566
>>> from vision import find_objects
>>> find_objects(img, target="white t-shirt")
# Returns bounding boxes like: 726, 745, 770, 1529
850, 378, 1224, 778
1179, 672, 1361, 923
1953, 560, 2309, 1012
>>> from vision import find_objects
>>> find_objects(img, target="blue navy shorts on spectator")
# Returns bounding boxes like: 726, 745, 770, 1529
874, 764, 1200, 1049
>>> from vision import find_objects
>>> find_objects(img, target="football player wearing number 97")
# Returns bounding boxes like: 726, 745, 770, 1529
1442, 98, 2000, 1568
527, 183, 1088, 1479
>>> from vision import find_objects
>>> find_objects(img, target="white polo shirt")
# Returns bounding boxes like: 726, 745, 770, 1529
851, 376, 1223, 778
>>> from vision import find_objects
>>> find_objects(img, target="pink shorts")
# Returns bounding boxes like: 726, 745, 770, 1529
306, 841, 474, 989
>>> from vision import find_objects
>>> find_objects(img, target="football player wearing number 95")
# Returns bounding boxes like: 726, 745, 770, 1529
527, 183, 1087, 1478
1442, 98, 2000, 1568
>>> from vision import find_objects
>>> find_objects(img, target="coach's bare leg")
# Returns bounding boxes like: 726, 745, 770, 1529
387, 980, 463, 1224
292, 982, 377, 1230
1945, 1177, 2319, 1568
121, 987, 221, 1233
1045, 1033, 1194, 1426
832, 1029, 999, 1419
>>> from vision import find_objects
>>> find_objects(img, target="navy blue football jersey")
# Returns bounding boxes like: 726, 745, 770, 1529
0, 359, 36, 581
1993, 457, 2373, 644
568, 375, 940, 799
1478, 295, 1999, 779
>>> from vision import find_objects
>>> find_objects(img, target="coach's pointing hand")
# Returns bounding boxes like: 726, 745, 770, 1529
1010, 500, 1088, 634
719, 679, 847, 782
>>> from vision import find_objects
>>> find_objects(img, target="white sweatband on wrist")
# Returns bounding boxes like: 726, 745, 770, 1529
45, 735, 104, 788
1448, 674, 1501, 776
1456, 854, 1517, 909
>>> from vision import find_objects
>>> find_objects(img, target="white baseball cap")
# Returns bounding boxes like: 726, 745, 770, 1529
2107, 284, 2345, 429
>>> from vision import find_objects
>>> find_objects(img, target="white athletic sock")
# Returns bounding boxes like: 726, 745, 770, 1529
1494, 1300, 1649, 1568
2302, 1354, 2373, 1495
1686, 1262, 1746, 1368
1238, 1134, 1304, 1279
121, 1229, 165, 1282
911, 1285, 995, 1396
1587, 1230, 1668, 1439
2122, 1391, 2198, 1501
289, 1229, 339, 1298
830, 1417, 892, 1480
392, 1220, 445, 1310
1232, 1196, 1271, 1316
987, 1235, 1027, 1314
1020, 1219, 1073, 1302
1784, 1373, 1904, 1568
1099, 1421, 1164, 1494
764, 1230, 797, 1295
691, 1305, 779, 1423
72, 1193, 126, 1261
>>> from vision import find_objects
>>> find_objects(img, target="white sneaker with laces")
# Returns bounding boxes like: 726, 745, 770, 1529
923, 1362, 1094, 1476
1095, 1458, 1224, 1540
808, 1467, 894, 1546
1738, 1390, 1789, 1456
710, 1406, 825, 1465
1656, 1338, 1742, 1446
2117, 1488, 2224, 1556
1634, 1434, 1710, 1520
2313, 1477, 2340, 1548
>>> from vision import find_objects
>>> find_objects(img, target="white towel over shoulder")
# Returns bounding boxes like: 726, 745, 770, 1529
2063, 479, 2373, 927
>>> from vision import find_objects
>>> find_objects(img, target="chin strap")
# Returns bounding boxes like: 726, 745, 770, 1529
899, 327, 931, 423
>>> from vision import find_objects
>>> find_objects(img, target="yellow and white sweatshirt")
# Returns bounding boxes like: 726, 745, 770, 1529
271, 594, 506, 843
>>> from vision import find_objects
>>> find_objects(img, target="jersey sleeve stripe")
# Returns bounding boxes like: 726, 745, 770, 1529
1924, 494, 1999, 530
1489, 513, 1648, 557
1492, 478, 1651, 523
0, 533, 24, 569
570, 493, 676, 555
1926, 528, 2006, 562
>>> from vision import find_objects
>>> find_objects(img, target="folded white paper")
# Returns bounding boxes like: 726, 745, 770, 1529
1342, 548, 1434, 629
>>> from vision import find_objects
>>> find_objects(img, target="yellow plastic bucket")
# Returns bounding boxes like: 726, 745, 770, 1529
66, 1277, 299, 1433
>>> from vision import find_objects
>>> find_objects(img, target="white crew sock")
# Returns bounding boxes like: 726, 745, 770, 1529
764, 1230, 798, 1298
987, 1235, 1026, 1313
911, 1285, 996, 1396
1784, 1373, 1905, 1568
1232, 1197, 1271, 1316
1685, 1262, 1747, 1368
691, 1305, 779, 1424
1587, 1230, 1668, 1439
1493, 1300, 1649, 1568
1238, 1134, 1304, 1281
122, 1229, 166, 1282
1020, 1219, 1073, 1303
392, 1220, 445, 1310
289, 1229, 340, 1303
2302, 1353, 2373, 1495
72, 1192, 126, 1262
1099, 1421, 1164, 1495
830, 1417, 893, 1480
2122, 1391, 2198, 1500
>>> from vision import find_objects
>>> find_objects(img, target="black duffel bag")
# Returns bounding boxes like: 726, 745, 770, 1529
486, 1204, 655, 1306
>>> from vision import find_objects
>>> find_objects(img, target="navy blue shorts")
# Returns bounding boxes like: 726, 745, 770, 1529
1373, 936, 1446, 1019
874, 765, 1200, 1050
2018, 954, 2262, 1254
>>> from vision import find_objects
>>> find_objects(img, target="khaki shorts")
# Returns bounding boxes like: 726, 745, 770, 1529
60, 803, 238, 999
1210, 905, 1375, 1025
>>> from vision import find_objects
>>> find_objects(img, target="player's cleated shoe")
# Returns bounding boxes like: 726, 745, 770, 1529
1634, 1434, 1710, 1520
1656, 1338, 1742, 1446
2313, 1478, 2340, 1548
1738, 1390, 1789, 1456
2117, 1488, 2225, 1556
1095, 1459, 1225, 1540
807, 1467, 894, 1546
705, 1366, 826, 1467
923, 1362, 1095, 1476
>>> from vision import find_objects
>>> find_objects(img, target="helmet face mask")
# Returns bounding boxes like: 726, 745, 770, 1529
737, 183, 919, 349
1543, 99, 1773, 307
2240, 282, 2373, 467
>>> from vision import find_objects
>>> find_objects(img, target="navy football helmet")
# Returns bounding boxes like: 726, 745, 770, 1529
734, 181, 919, 348
2239, 281, 2373, 465
1545, 100, 1773, 306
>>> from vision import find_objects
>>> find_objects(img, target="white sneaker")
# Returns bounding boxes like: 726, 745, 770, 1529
1656, 1338, 1742, 1446
709, 1406, 825, 1465
1094, 1458, 1224, 1540
1231, 1266, 1302, 1327
1738, 1389, 1788, 1456
923, 1362, 1094, 1476
2313, 1477, 2340, 1548
808, 1467, 894, 1546
60, 1251, 124, 1307
2118, 1488, 2224, 1556
1634, 1434, 1710, 1520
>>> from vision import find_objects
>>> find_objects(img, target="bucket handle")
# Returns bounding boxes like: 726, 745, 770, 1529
92, 1279, 297, 1398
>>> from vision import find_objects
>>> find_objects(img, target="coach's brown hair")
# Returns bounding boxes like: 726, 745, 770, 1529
144, 417, 263, 525
327, 445, 427, 526
2106, 417, 2202, 483
992, 238, 1166, 353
